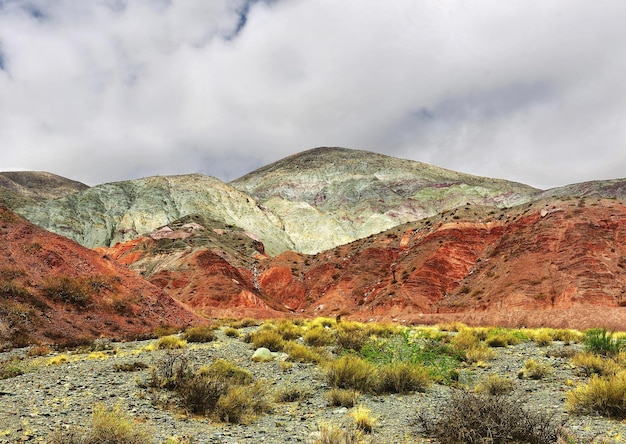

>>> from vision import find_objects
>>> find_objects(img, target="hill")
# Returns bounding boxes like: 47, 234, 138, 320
0, 207, 200, 349
0, 171, 88, 209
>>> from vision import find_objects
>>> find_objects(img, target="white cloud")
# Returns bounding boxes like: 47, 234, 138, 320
1, 0, 625, 189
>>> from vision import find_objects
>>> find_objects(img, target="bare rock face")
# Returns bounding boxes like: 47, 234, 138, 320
16, 174, 294, 256
0, 208, 200, 349
231, 147, 541, 254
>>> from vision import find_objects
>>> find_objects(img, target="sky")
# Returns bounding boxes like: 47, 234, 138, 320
1, 0, 625, 190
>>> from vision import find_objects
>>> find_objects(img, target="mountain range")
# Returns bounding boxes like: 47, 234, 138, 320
2, 147, 625, 347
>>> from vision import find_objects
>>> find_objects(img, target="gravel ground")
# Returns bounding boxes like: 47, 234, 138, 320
1, 327, 625, 443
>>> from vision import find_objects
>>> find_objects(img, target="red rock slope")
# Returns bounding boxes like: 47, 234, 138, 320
0, 208, 200, 349
104, 197, 626, 330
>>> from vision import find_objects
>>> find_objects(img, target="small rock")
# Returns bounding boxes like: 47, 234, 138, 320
252, 348, 273, 362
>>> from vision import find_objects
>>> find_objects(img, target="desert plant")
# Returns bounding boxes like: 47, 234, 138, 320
49, 403, 153, 444
571, 352, 621, 376
325, 355, 378, 392
350, 405, 376, 434
475, 374, 515, 396
216, 381, 271, 424
335, 325, 369, 352
222, 327, 240, 337
156, 335, 187, 350
272, 318, 304, 340
566, 370, 626, 418
199, 359, 252, 385
42, 276, 91, 307
464, 344, 496, 364
451, 328, 481, 354
275, 384, 311, 403
247, 328, 285, 351
518, 358, 553, 380
177, 373, 229, 415
416, 390, 563, 444
115, 361, 149, 372
311, 422, 364, 444
304, 326, 335, 347
376, 362, 430, 394
583, 328, 624, 356
181, 325, 216, 343
147, 352, 191, 390
531, 329, 554, 347
326, 388, 359, 408
0, 360, 24, 379
283, 341, 327, 364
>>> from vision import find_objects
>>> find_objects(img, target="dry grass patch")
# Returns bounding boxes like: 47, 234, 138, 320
475, 374, 515, 396
181, 325, 216, 343
377, 362, 430, 394
325, 355, 378, 392
518, 358, 553, 380
325, 388, 359, 408
246, 328, 285, 351
350, 405, 376, 434
571, 352, 622, 377
303, 326, 335, 347
566, 370, 626, 418
283, 341, 327, 364
156, 335, 187, 350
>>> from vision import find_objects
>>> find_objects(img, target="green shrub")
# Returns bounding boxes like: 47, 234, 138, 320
566, 370, 626, 418
0, 361, 24, 380
584, 328, 624, 356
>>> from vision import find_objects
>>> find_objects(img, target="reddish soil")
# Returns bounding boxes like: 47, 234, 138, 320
0, 208, 201, 349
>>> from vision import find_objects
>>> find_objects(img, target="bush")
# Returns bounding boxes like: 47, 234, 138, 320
284, 341, 327, 364
475, 374, 515, 396
584, 328, 624, 356
464, 344, 496, 364
325, 388, 359, 408
350, 405, 376, 434
216, 381, 271, 424
376, 362, 430, 394
325, 355, 378, 392
200, 359, 252, 385
272, 319, 304, 340
311, 422, 364, 444
156, 335, 187, 350
571, 352, 621, 376
275, 384, 311, 403
42, 276, 91, 307
0, 360, 24, 379
50, 403, 153, 444
177, 373, 229, 415
304, 327, 335, 347
416, 390, 563, 444
335, 326, 369, 352
518, 358, 552, 380
451, 328, 480, 353
181, 326, 216, 343
248, 329, 285, 351
223, 327, 240, 338
566, 370, 626, 418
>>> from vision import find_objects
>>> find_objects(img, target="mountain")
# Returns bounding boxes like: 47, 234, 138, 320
16, 174, 294, 256
0, 171, 88, 209
15, 147, 540, 256
0, 208, 200, 349
101, 194, 626, 329
231, 147, 541, 253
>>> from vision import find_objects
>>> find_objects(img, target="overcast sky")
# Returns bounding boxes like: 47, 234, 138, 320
1, 0, 625, 189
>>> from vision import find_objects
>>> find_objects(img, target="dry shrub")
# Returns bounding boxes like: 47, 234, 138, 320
451, 328, 480, 353
566, 370, 626, 418
518, 358, 552, 380
228, 318, 261, 329
272, 319, 304, 340
416, 390, 563, 444
216, 381, 271, 424
275, 384, 311, 403
350, 405, 376, 434
181, 326, 216, 343
475, 374, 515, 396
49, 403, 152, 444
571, 352, 621, 376
437, 321, 468, 332
304, 326, 335, 347
326, 388, 359, 408
222, 327, 240, 338
311, 422, 364, 444
156, 335, 187, 350
27, 344, 52, 357
284, 341, 327, 364
531, 329, 554, 347
335, 324, 369, 352
376, 362, 430, 394
199, 359, 252, 385
248, 329, 285, 351
464, 344, 496, 364
325, 355, 378, 392
177, 373, 228, 415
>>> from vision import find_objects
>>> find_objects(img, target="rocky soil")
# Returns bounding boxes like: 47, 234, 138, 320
1, 325, 625, 444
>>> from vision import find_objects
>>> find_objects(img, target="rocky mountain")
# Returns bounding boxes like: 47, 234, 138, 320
101, 193, 626, 329
16, 174, 294, 256
0, 208, 200, 349
231, 147, 541, 253
0, 171, 88, 209
15, 147, 541, 256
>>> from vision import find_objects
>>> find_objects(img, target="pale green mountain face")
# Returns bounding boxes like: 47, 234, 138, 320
13, 148, 547, 256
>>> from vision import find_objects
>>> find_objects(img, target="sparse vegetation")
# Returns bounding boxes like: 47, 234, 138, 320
583, 328, 624, 356
181, 325, 216, 343
566, 370, 626, 418
518, 358, 553, 380
325, 388, 359, 408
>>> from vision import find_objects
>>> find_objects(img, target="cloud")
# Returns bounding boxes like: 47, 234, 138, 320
1, 0, 625, 189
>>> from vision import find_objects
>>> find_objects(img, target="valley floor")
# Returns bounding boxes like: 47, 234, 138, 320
0, 323, 625, 443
